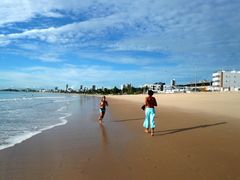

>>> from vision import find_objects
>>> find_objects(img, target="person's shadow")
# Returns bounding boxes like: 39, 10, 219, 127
155, 122, 227, 136
112, 118, 144, 122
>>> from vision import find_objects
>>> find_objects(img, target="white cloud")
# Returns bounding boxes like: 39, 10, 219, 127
1, 12, 129, 45
76, 51, 159, 66
1, 0, 238, 56
37, 54, 63, 62
0, 64, 152, 88
0, 0, 190, 45
0, 0, 95, 26
0, 65, 134, 88
0, 0, 239, 86
0, 34, 10, 46
0, 62, 218, 89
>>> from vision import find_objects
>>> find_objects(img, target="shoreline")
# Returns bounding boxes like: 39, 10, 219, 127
0, 92, 78, 152
0, 113, 70, 151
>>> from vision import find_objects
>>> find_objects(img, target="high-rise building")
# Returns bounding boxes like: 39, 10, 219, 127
80, 85, 83, 90
171, 79, 176, 87
212, 70, 240, 91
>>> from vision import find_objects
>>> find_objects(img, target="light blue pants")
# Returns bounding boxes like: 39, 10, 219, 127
143, 108, 156, 129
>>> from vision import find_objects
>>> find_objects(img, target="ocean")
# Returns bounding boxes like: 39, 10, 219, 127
0, 91, 79, 150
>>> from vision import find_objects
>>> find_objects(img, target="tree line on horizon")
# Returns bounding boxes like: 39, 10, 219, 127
0, 85, 149, 95
81, 85, 149, 95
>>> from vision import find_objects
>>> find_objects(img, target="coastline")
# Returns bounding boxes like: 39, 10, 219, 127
0, 93, 240, 179
0, 92, 78, 151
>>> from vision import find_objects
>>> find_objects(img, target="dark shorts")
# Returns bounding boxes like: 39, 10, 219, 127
99, 108, 106, 113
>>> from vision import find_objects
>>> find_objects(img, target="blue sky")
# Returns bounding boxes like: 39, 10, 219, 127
0, 0, 239, 89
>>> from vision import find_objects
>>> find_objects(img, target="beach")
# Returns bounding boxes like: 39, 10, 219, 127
0, 92, 240, 180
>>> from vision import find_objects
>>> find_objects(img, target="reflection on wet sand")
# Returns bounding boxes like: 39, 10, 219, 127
99, 123, 108, 147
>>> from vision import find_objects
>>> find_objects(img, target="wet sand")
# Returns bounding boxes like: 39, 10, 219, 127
0, 96, 134, 180
0, 93, 240, 180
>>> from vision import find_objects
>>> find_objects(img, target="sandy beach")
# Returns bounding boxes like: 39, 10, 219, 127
109, 92, 240, 119
0, 93, 240, 180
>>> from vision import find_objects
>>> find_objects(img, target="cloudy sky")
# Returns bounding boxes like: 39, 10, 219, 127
0, 0, 239, 89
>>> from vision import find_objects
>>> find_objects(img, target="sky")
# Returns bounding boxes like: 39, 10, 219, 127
0, 0, 240, 89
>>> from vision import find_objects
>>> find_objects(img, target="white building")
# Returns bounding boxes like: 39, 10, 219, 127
212, 70, 240, 91
143, 83, 165, 93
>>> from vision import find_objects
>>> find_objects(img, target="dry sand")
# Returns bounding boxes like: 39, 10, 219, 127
0, 93, 240, 180
109, 92, 240, 119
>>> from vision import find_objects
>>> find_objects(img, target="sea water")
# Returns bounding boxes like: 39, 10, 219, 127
0, 91, 79, 150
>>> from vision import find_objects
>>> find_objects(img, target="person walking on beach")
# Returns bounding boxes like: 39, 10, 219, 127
143, 90, 157, 136
99, 96, 108, 123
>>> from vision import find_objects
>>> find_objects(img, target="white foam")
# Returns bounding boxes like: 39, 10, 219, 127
0, 98, 18, 102
0, 113, 72, 151
34, 96, 65, 99
57, 106, 67, 112
0, 96, 65, 102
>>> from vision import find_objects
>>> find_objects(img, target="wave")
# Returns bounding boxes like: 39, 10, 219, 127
0, 96, 65, 102
57, 106, 67, 112
0, 113, 72, 151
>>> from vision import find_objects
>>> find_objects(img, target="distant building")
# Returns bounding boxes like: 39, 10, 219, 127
143, 82, 165, 93
182, 80, 212, 92
171, 79, 176, 87
66, 84, 68, 92
163, 80, 212, 93
80, 85, 83, 91
54, 87, 59, 92
92, 85, 96, 91
121, 83, 132, 90
212, 70, 240, 91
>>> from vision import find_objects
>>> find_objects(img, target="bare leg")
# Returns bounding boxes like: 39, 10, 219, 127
145, 128, 150, 133
99, 112, 103, 123
151, 128, 154, 136
99, 112, 105, 123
